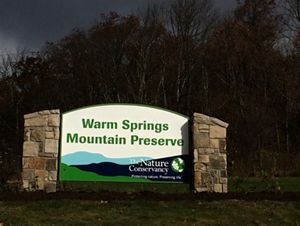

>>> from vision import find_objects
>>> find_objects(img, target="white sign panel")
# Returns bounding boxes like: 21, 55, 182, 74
60, 104, 189, 183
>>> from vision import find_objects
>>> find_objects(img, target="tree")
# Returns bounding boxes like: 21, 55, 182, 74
205, 0, 286, 175
168, 0, 218, 112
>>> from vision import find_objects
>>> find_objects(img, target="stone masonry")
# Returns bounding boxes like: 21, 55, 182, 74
22, 110, 60, 193
193, 113, 229, 193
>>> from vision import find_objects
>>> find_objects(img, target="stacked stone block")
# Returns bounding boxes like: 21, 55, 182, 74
22, 110, 60, 193
193, 113, 228, 193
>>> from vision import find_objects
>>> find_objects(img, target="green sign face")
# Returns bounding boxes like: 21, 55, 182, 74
60, 104, 189, 183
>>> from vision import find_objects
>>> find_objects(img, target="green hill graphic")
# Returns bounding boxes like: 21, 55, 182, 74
60, 163, 151, 182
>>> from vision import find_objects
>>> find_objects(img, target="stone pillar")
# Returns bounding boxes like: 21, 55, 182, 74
22, 110, 60, 193
193, 113, 229, 193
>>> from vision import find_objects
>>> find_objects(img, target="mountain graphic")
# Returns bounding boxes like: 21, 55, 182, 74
71, 155, 190, 182
61, 151, 151, 165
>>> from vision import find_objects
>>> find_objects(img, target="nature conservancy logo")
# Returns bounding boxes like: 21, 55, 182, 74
171, 157, 185, 173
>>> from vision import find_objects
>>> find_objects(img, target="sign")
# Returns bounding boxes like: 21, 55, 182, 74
59, 104, 189, 183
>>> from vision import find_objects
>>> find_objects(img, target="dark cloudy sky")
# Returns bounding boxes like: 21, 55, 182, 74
0, 0, 236, 54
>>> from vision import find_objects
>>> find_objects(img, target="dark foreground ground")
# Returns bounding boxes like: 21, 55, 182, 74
0, 191, 300, 225
0, 193, 300, 225
1, 177, 300, 225
0, 190, 300, 202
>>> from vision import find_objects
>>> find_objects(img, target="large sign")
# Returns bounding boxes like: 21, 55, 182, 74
60, 104, 189, 183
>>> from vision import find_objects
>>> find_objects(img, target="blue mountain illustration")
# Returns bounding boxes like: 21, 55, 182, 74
61, 151, 151, 165
71, 155, 190, 182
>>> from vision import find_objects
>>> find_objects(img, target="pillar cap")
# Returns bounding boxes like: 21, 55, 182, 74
193, 113, 229, 128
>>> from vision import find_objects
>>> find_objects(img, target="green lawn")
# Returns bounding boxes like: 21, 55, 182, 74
1, 177, 300, 225
229, 177, 300, 192
59, 177, 300, 193
0, 199, 299, 225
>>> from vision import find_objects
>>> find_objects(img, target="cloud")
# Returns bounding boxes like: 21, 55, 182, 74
0, 0, 236, 54
214, 0, 236, 11
0, 33, 19, 54
0, 0, 160, 52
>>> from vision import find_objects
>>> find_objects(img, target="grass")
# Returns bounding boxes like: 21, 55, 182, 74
229, 177, 300, 192
1, 177, 300, 225
59, 177, 300, 193
60, 180, 191, 193
0, 199, 299, 225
